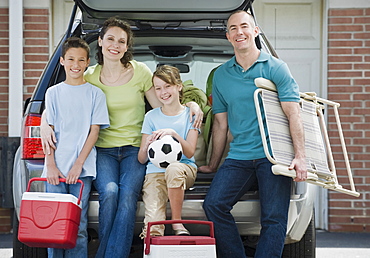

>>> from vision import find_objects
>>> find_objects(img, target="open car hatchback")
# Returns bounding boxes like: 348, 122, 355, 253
12, 0, 317, 257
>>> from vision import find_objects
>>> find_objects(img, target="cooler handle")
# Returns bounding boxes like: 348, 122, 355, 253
144, 220, 214, 255
26, 177, 84, 205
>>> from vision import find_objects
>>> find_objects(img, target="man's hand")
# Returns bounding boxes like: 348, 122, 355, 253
198, 165, 217, 174
289, 157, 307, 182
281, 102, 307, 182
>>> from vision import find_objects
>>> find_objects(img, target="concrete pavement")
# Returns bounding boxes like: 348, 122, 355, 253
316, 230, 370, 258
1, 230, 369, 258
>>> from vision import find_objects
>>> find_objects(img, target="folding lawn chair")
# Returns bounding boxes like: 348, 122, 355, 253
253, 78, 359, 197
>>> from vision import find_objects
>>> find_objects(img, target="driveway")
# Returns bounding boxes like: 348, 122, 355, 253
1, 231, 370, 257
316, 230, 370, 258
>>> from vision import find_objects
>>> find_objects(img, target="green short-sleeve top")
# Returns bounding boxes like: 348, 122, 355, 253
84, 60, 153, 148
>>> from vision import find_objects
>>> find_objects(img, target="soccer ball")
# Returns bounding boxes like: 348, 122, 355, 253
148, 135, 183, 169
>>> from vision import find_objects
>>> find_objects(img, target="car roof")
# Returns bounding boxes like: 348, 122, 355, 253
75, 0, 253, 23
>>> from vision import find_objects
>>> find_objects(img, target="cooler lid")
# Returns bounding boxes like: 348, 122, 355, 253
22, 192, 81, 207
150, 235, 215, 245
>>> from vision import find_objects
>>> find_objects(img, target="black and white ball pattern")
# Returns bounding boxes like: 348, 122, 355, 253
148, 135, 183, 168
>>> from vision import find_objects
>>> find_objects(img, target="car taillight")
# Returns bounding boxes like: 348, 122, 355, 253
22, 114, 45, 159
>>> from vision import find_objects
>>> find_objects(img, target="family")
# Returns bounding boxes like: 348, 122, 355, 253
40, 11, 307, 258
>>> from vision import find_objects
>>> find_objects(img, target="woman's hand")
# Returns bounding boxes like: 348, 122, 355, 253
40, 111, 57, 155
186, 102, 203, 129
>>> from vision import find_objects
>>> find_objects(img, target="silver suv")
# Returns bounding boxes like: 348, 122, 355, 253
12, 0, 316, 257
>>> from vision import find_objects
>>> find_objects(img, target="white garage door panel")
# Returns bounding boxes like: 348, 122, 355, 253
52, 0, 75, 50
254, 0, 326, 229
277, 49, 322, 95
254, 0, 321, 49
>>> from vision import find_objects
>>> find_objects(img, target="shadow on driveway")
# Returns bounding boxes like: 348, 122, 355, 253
316, 231, 370, 248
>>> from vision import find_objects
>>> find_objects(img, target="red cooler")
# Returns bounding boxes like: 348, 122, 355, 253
18, 177, 84, 249
144, 220, 216, 258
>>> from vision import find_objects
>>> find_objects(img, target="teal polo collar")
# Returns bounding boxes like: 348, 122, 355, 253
228, 50, 270, 69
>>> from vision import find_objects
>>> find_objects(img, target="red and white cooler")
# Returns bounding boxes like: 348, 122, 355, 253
144, 220, 216, 258
18, 177, 84, 249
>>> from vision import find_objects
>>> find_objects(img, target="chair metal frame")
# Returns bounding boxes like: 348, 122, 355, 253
253, 77, 359, 197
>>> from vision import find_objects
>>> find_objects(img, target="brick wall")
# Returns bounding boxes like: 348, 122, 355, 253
23, 9, 50, 103
0, 207, 12, 233
327, 8, 370, 232
1, 5, 369, 234
0, 8, 49, 137
0, 8, 49, 233
0, 8, 9, 137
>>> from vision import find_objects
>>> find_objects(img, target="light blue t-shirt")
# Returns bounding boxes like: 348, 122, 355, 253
212, 50, 300, 160
141, 106, 198, 174
42, 82, 110, 179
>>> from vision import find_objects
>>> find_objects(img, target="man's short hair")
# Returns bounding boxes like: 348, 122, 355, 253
227, 10, 256, 31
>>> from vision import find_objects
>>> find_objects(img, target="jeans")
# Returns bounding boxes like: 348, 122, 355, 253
94, 146, 146, 258
46, 177, 92, 258
203, 158, 291, 258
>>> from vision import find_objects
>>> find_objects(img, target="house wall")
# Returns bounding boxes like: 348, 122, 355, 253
0, 7, 10, 136
327, 6, 370, 232
0, 0, 369, 233
0, 0, 50, 233
0, 2, 50, 137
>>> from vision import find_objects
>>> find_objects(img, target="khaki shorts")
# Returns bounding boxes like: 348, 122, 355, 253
141, 163, 197, 238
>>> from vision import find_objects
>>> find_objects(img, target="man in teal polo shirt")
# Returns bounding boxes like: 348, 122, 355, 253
200, 10, 307, 258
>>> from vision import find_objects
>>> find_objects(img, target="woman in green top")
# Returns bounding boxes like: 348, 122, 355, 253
42, 17, 202, 258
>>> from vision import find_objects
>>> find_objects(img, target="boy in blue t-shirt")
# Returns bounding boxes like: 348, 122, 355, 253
138, 65, 199, 238
42, 37, 109, 257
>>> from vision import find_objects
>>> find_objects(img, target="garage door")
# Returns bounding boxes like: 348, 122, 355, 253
253, 0, 323, 94
253, 0, 327, 230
